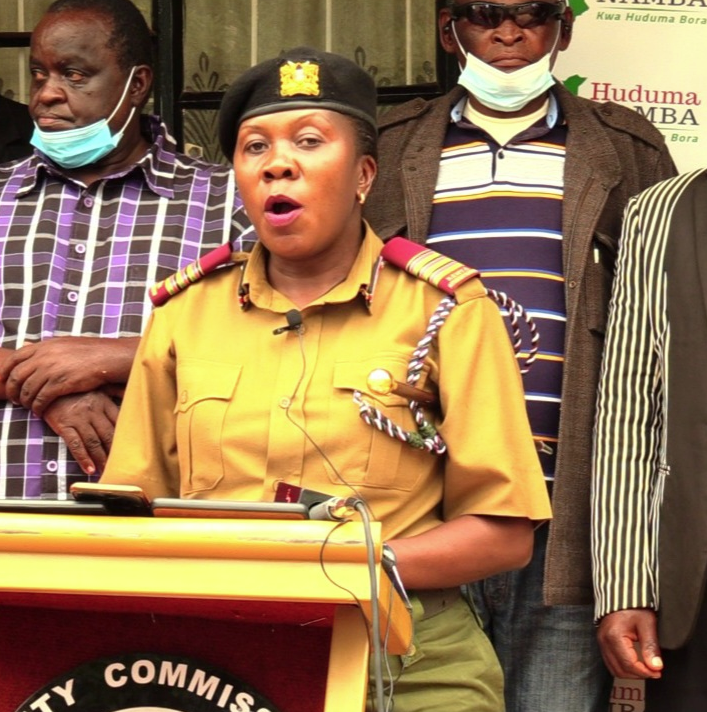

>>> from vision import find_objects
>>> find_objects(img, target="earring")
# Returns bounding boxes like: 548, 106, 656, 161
358, 191, 367, 205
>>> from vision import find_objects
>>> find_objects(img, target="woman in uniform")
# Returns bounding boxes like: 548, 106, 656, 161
101, 46, 551, 712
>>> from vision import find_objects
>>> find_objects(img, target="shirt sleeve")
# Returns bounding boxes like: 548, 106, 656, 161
100, 307, 182, 499
437, 287, 552, 524
592, 192, 667, 621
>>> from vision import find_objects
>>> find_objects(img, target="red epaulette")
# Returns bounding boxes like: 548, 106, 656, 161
380, 237, 480, 295
149, 242, 234, 306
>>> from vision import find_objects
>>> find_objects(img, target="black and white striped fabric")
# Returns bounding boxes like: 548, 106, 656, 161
592, 168, 705, 621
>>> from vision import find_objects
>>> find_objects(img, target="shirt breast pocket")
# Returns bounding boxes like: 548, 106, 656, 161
325, 355, 430, 492
174, 360, 242, 494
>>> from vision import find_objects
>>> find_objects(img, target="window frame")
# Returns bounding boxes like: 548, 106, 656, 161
0, 0, 459, 150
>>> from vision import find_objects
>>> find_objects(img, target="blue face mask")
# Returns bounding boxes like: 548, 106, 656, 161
31, 67, 137, 169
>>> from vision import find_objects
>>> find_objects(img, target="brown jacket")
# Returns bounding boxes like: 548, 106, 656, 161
365, 83, 676, 605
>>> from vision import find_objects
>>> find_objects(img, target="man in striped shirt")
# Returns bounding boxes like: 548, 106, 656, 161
0, 0, 253, 499
365, 0, 675, 709
593, 169, 707, 711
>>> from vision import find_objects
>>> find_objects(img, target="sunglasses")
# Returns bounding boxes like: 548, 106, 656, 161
449, 0, 567, 29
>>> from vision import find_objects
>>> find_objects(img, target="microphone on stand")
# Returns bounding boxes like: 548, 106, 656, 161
308, 496, 357, 522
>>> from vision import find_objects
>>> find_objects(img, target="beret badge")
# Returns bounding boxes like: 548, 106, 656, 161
279, 60, 321, 98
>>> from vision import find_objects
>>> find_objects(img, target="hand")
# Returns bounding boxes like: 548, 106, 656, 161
43, 391, 120, 476
0, 336, 138, 415
597, 608, 663, 679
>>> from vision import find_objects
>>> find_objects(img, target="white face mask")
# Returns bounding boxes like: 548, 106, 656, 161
452, 22, 559, 113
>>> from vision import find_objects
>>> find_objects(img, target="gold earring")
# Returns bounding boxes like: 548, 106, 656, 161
358, 191, 367, 205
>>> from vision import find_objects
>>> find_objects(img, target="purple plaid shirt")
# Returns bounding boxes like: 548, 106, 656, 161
0, 116, 254, 498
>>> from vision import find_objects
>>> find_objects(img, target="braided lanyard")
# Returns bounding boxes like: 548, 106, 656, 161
484, 287, 539, 374
353, 295, 456, 456
352, 286, 539, 454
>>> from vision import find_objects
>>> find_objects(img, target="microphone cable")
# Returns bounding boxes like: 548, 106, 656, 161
283, 320, 365, 501
281, 314, 401, 712
356, 499, 386, 712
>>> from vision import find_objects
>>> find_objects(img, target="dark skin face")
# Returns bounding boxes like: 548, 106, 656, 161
29, 8, 153, 185
439, 0, 573, 118
234, 108, 376, 308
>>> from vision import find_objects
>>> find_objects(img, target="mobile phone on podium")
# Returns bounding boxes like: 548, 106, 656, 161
69, 482, 152, 516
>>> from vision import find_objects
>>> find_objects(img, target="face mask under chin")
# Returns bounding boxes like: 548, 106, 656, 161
30, 67, 137, 169
451, 22, 559, 113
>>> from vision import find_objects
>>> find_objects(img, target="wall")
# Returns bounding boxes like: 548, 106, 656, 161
181, 0, 436, 161
554, 0, 706, 172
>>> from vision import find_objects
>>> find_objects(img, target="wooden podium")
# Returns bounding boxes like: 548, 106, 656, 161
0, 513, 412, 712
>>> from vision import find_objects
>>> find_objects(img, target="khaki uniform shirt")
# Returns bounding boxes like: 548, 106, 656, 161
103, 225, 551, 539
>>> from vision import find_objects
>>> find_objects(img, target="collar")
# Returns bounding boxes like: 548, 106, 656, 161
238, 221, 383, 314
14, 115, 178, 200
450, 88, 562, 131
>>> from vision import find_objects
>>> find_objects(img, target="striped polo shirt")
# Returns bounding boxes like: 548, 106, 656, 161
427, 95, 567, 479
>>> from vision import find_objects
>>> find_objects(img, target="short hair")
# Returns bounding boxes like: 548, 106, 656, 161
350, 115, 378, 161
45, 0, 153, 71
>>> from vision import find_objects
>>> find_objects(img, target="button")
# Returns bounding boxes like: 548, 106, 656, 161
568, 280, 577, 289
367, 368, 394, 396
180, 390, 188, 404
279, 397, 291, 409
46, 460, 58, 473
83, 196, 94, 208
67, 291, 79, 302
75, 243, 86, 254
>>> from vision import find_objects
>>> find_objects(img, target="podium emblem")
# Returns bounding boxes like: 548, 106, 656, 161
14, 652, 284, 712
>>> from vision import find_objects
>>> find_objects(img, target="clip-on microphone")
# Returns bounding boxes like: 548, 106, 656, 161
273, 309, 303, 335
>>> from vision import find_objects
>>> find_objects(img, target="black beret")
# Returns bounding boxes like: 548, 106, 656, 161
218, 46, 378, 161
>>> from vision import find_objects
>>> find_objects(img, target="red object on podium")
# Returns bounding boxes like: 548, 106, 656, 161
0, 514, 412, 712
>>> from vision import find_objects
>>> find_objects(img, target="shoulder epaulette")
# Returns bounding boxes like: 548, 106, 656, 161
149, 242, 234, 306
380, 237, 479, 295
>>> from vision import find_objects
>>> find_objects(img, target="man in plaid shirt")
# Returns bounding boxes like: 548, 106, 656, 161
0, 0, 253, 498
